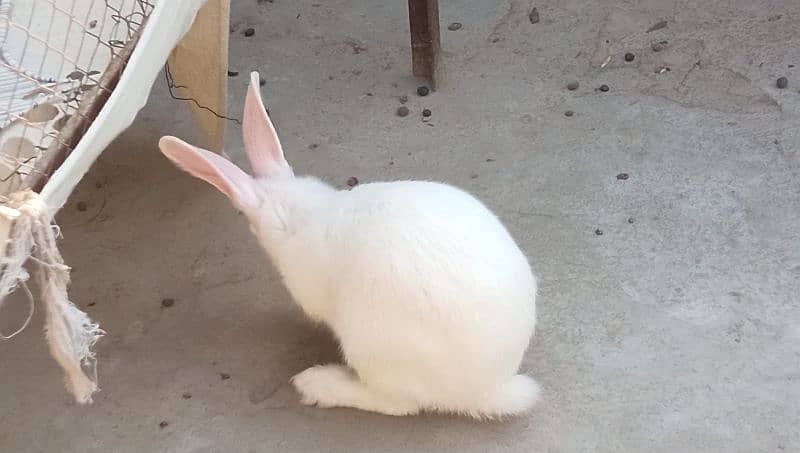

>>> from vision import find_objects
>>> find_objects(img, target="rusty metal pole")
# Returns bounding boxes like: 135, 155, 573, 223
407, 0, 441, 88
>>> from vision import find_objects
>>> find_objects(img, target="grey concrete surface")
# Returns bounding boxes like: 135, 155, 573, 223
2, 0, 799, 451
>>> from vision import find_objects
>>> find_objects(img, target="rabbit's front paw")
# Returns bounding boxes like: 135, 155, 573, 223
290, 364, 356, 408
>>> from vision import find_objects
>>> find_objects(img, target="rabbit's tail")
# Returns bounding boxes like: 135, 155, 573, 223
470, 374, 540, 419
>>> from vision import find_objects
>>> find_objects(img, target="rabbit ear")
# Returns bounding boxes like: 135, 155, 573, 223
159, 136, 259, 212
243, 72, 292, 178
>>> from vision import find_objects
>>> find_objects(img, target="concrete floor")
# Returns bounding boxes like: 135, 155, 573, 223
2, 0, 800, 451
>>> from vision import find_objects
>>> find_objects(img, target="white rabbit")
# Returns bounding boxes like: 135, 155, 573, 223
158, 72, 539, 418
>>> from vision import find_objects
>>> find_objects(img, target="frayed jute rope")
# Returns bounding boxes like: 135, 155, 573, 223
0, 190, 103, 404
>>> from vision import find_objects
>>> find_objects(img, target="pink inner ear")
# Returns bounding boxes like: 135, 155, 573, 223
243, 72, 291, 178
158, 136, 259, 212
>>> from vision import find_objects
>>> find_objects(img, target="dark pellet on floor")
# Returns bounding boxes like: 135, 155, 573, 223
599, 84, 609, 92
448, 22, 462, 31
616, 172, 629, 180
422, 109, 432, 117
346, 176, 359, 187
528, 7, 540, 24
88, 20, 97, 29
220, 373, 231, 380
595, 229, 604, 236
397, 106, 410, 117
470, 174, 479, 179
417, 86, 430, 96
308, 143, 319, 150
777, 77, 788, 89
159, 421, 169, 429
399, 95, 408, 104
628, 217, 635, 224
244, 27, 255, 37
486, 158, 495, 162
227, 70, 238, 77
182, 392, 192, 399
566, 81, 579, 91
624, 52, 635, 62
76, 201, 87, 211
564, 110, 574, 117
161, 298, 175, 308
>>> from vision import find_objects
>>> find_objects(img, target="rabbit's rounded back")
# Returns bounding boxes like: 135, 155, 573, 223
272, 180, 536, 406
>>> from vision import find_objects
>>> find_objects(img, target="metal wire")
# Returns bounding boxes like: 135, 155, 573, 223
0, 0, 154, 194
164, 62, 242, 126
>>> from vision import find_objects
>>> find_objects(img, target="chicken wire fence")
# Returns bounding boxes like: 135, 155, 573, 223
0, 0, 161, 403
0, 0, 153, 194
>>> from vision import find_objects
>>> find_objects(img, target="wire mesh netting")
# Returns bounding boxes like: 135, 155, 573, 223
0, 0, 154, 198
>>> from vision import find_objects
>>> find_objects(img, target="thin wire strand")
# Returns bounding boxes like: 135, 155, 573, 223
164, 62, 241, 125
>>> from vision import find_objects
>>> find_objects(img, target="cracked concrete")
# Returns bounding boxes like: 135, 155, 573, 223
1, 0, 799, 452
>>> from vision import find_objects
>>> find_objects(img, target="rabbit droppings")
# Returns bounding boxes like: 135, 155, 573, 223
158, 72, 539, 419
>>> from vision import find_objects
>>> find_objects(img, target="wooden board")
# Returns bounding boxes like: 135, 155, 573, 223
408, 0, 441, 89
167, 0, 231, 152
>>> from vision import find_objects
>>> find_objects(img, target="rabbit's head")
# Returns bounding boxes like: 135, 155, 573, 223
158, 72, 334, 245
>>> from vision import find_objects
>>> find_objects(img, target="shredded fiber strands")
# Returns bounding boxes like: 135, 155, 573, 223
0, 190, 102, 403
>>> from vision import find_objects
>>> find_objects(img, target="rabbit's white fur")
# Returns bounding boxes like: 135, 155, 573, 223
159, 73, 539, 418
